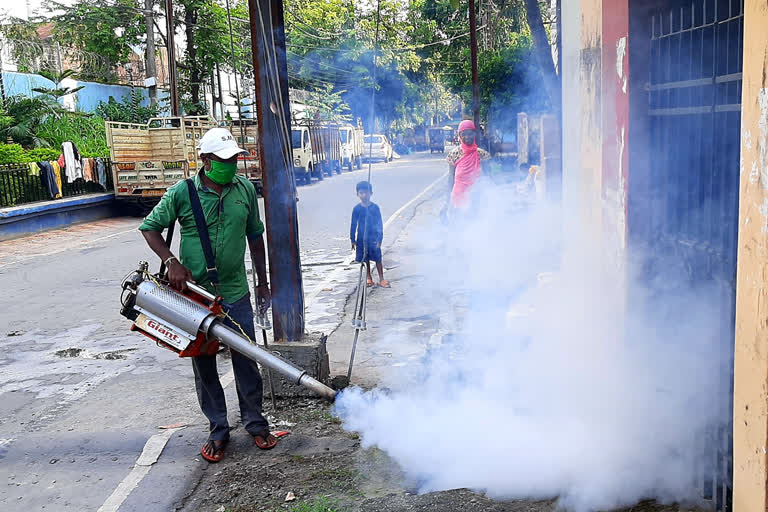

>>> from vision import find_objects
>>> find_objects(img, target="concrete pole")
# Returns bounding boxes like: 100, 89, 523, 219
468, 0, 480, 128
247, 0, 305, 341
733, 1, 768, 509
164, 0, 179, 116
144, 0, 157, 106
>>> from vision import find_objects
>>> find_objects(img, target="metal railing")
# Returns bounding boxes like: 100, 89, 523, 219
0, 161, 113, 209
642, 0, 743, 510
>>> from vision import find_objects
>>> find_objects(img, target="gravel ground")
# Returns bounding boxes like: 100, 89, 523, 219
178, 188, 708, 512
177, 394, 700, 512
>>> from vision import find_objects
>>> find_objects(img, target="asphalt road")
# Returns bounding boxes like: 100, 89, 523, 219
0, 151, 447, 511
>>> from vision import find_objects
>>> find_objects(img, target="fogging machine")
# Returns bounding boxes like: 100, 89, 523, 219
119, 261, 336, 402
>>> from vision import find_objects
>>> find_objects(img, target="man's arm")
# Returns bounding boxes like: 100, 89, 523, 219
138, 188, 193, 291
244, 181, 271, 312
447, 164, 456, 204
350, 207, 358, 249
248, 235, 271, 312
141, 231, 194, 291
374, 205, 384, 245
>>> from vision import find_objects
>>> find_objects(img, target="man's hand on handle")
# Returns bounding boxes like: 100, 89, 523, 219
256, 283, 271, 314
167, 259, 194, 292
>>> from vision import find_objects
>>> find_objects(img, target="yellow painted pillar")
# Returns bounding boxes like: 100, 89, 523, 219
733, 1, 768, 510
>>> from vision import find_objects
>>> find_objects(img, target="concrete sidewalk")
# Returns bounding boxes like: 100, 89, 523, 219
325, 186, 462, 389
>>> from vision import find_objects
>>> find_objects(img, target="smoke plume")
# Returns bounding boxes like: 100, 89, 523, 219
334, 180, 726, 511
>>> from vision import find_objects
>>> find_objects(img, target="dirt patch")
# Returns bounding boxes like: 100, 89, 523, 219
179, 398, 699, 512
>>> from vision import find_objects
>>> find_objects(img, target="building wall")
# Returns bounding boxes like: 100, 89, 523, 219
561, 0, 629, 288
733, 0, 768, 509
565, 0, 767, 509
1, 71, 169, 113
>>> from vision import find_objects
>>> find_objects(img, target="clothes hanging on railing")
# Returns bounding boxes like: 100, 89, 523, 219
28, 162, 40, 176
61, 141, 83, 181
38, 161, 61, 199
83, 158, 94, 183
95, 158, 107, 189
50, 161, 63, 198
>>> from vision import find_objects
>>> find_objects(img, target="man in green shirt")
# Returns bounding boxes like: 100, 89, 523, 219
139, 127, 276, 462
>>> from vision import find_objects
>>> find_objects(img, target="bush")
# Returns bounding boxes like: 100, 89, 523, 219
95, 90, 161, 124
0, 144, 61, 164
37, 115, 109, 158
0, 144, 29, 164
26, 147, 61, 161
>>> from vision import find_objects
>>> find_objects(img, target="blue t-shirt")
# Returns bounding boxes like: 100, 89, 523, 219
350, 202, 383, 246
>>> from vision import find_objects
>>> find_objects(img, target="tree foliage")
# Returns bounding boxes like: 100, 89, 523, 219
95, 90, 162, 124
41, 0, 144, 77
0, 95, 65, 148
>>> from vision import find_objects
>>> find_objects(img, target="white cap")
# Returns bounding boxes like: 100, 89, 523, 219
196, 127, 248, 159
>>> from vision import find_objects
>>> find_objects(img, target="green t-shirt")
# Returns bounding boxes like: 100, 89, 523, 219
139, 173, 264, 303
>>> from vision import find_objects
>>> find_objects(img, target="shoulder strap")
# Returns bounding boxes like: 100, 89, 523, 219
186, 178, 220, 286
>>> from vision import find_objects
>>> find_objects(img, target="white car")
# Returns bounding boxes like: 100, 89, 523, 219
364, 134, 393, 162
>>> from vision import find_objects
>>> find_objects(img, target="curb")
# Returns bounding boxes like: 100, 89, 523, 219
0, 193, 117, 241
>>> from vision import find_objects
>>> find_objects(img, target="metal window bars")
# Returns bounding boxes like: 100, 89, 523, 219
646, 0, 743, 510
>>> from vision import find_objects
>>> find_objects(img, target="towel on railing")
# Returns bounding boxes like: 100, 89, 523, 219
50, 161, 63, 198
62, 141, 83, 182
95, 158, 107, 189
83, 158, 95, 182
28, 162, 40, 176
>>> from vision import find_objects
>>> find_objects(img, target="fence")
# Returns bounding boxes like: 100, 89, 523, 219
0, 161, 114, 209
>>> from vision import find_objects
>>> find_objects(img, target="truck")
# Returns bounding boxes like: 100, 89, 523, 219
229, 118, 263, 195
105, 116, 218, 214
291, 121, 342, 184
291, 124, 322, 185
310, 121, 342, 177
339, 122, 364, 172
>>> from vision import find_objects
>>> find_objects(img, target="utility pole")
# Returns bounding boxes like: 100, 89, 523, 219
225, 0, 245, 145
247, 0, 304, 341
165, 0, 179, 115
0, 38, 6, 109
144, 0, 157, 106
468, 0, 480, 128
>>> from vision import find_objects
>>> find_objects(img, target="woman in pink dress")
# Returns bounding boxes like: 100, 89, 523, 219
445, 120, 490, 212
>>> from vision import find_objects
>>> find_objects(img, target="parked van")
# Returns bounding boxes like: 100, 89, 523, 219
340, 123, 364, 172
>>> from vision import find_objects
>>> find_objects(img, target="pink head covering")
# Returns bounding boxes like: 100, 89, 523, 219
458, 119, 476, 133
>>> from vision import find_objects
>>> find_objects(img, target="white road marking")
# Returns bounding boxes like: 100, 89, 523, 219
305, 171, 447, 308
221, 368, 235, 389
97, 427, 185, 512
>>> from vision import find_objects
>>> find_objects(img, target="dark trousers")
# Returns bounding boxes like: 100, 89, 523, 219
191, 293, 268, 441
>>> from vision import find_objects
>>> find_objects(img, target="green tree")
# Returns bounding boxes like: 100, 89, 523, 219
33, 69, 86, 99
0, 95, 64, 148
95, 90, 161, 124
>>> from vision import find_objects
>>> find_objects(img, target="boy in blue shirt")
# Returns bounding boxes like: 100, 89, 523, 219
350, 181, 389, 287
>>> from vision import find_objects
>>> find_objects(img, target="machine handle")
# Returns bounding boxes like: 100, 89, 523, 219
186, 281, 218, 302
